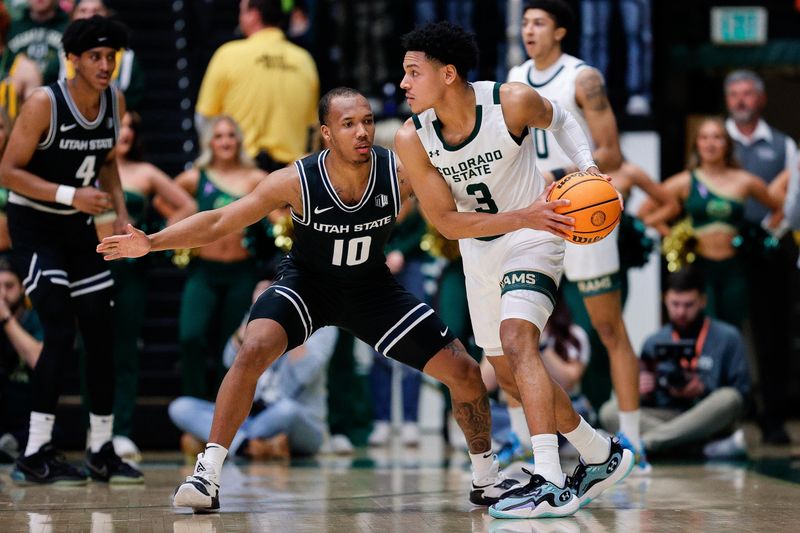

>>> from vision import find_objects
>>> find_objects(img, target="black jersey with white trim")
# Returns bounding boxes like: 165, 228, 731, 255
289, 145, 401, 281
9, 80, 119, 215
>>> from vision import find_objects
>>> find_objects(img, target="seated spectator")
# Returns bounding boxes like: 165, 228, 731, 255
600, 267, 750, 459
169, 280, 338, 460
0, 257, 43, 462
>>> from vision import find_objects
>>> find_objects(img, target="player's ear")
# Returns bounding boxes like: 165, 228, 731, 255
554, 27, 567, 43
442, 63, 458, 86
320, 124, 331, 143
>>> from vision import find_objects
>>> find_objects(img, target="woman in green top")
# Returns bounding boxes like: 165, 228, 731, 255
93, 111, 195, 459
173, 115, 265, 400
651, 117, 782, 327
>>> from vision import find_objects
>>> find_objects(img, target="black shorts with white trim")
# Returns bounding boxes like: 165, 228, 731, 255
248, 259, 455, 371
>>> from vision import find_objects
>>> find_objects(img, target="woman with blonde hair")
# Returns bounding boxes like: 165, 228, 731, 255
645, 117, 782, 327
173, 115, 266, 399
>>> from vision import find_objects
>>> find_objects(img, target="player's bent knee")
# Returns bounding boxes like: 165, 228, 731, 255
499, 321, 537, 361
440, 356, 483, 394
233, 338, 284, 375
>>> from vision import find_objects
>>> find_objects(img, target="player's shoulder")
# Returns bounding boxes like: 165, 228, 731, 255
507, 59, 533, 82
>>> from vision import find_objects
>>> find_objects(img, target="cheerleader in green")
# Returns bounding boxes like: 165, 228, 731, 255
649, 118, 782, 328
173, 116, 266, 400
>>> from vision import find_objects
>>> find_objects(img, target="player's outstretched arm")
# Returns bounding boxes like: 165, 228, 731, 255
500, 82, 599, 175
97, 166, 301, 260
395, 121, 574, 240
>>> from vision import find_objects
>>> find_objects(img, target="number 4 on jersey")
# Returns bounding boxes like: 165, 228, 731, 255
75, 155, 96, 186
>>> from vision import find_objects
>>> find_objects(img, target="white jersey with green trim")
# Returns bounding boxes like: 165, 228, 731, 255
412, 81, 544, 216
507, 54, 595, 172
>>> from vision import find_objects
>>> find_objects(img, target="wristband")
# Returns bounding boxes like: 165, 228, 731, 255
551, 168, 567, 180
580, 162, 598, 172
55, 185, 76, 206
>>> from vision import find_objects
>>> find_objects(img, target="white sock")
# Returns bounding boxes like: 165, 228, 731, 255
508, 406, 530, 446
469, 449, 495, 481
619, 409, 641, 445
201, 443, 228, 473
562, 416, 610, 465
89, 414, 114, 453
531, 434, 564, 486
25, 412, 55, 457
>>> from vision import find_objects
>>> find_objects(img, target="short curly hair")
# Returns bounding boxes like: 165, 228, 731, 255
401, 22, 478, 80
62, 15, 129, 55
523, 0, 575, 33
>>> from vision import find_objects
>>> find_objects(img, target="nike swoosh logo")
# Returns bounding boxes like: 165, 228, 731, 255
483, 452, 493, 459
60, 124, 77, 132
87, 462, 108, 478
314, 206, 334, 214
440, 327, 448, 337
472, 481, 495, 489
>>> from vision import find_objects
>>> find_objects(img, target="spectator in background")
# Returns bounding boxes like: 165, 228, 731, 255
600, 268, 750, 459
195, 0, 319, 172
784, 160, 800, 230
0, 258, 43, 463
55, 0, 146, 110
92, 111, 195, 461
649, 117, 782, 329
580, 0, 653, 116
173, 115, 264, 400
0, 0, 42, 121
724, 70, 799, 445
7, 0, 68, 83
170, 280, 338, 459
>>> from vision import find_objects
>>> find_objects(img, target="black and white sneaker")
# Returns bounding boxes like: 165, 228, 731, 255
173, 455, 220, 513
85, 441, 144, 484
11, 443, 88, 486
470, 457, 521, 506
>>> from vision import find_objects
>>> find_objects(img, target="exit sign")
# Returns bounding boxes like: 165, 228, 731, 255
711, 6, 768, 45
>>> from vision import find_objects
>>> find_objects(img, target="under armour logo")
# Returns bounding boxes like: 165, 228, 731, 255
428, 150, 440, 157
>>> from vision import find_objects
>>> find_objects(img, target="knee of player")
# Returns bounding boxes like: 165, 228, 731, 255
233, 337, 284, 374
592, 318, 623, 346
499, 321, 538, 360
441, 356, 482, 392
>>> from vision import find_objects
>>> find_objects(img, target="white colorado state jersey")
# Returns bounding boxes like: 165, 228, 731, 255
507, 54, 595, 172
413, 81, 544, 218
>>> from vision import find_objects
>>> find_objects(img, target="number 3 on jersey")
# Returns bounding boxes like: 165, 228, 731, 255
466, 182, 498, 213
75, 155, 96, 186
332, 236, 372, 266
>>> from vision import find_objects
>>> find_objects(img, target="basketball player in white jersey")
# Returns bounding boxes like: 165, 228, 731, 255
507, 0, 650, 473
395, 21, 633, 519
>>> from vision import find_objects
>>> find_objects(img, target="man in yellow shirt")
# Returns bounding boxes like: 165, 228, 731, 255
196, 0, 319, 172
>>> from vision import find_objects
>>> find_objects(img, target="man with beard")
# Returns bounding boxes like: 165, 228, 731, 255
600, 267, 750, 458
0, 257, 43, 463
724, 70, 798, 445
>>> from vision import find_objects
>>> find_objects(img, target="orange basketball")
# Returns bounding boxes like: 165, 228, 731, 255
547, 171, 622, 245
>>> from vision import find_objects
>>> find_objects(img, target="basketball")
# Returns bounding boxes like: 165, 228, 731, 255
547, 171, 622, 245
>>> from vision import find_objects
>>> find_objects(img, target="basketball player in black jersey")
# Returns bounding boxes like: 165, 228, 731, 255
1, 16, 142, 484
99, 87, 520, 512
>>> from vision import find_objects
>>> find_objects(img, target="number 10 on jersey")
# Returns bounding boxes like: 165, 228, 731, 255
332, 236, 372, 266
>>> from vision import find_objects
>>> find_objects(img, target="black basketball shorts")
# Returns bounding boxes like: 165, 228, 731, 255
249, 265, 456, 371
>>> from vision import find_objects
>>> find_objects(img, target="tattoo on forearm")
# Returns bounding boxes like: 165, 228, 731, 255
453, 392, 492, 454
579, 74, 610, 111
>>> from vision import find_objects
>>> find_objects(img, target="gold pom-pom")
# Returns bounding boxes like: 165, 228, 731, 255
271, 214, 294, 252
421, 224, 460, 260
661, 218, 697, 272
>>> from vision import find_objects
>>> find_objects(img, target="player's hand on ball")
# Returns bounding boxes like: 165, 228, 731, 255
527, 183, 575, 239
73, 187, 112, 215
96, 224, 151, 260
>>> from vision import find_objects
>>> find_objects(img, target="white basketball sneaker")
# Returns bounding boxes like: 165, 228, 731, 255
173, 454, 220, 513
470, 457, 522, 506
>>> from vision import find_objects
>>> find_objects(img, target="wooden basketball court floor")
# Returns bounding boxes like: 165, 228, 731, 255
2, 433, 800, 532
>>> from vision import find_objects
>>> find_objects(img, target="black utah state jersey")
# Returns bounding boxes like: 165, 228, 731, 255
9, 80, 119, 215
289, 145, 402, 280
